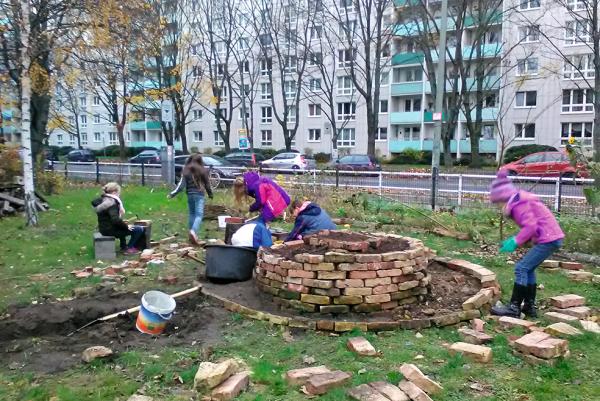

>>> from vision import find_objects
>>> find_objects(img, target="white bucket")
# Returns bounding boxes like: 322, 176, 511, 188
218, 215, 231, 229
136, 290, 176, 335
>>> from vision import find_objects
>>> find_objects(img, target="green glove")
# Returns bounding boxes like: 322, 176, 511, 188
500, 236, 518, 253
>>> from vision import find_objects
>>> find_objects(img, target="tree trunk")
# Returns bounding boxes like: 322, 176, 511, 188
178, 124, 188, 154
30, 92, 51, 163
594, 65, 600, 164
19, 0, 38, 226
366, 103, 376, 157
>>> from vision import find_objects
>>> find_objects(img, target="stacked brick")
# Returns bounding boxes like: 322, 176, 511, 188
255, 233, 435, 314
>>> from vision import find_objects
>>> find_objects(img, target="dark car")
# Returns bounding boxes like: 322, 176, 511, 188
174, 154, 243, 188
331, 154, 381, 173
223, 152, 266, 167
129, 150, 160, 164
66, 149, 96, 162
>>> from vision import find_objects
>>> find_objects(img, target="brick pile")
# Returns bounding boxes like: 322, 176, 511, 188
194, 358, 250, 401
255, 232, 435, 314
541, 259, 599, 283
284, 366, 352, 396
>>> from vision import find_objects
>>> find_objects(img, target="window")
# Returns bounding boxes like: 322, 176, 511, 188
308, 103, 322, 117
563, 54, 595, 79
94, 132, 101, 142
261, 130, 272, 146
519, 25, 540, 43
337, 128, 356, 147
339, 0, 357, 13
404, 98, 421, 112
379, 100, 388, 114
376, 127, 388, 141
109, 132, 117, 144
283, 5, 297, 23
283, 29, 297, 47
284, 56, 297, 73
93, 96, 100, 106
193, 109, 203, 120
192, 66, 202, 77
338, 20, 357, 36
566, 0, 588, 10
337, 76, 354, 95
80, 115, 87, 128
562, 89, 594, 112
261, 106, 272, 123
214, 108, 227, 122
337, 102, 356, 120
284, 80, 297, 99
260, 58, 272, 76
561, 122, 593, 146
309, 52, 323, 66
309, 78, 322, 91
565, 20, 592, 45
81, 133, 88, 145
242, 84, 251, 97
69, 116, 75, 126
515, 91, 537, 107
79, 96, 87, 107
382, 44, 391, 58
308, 128, 321, 142
215, 41, 226, 56
482, 124, 496, 139
217, 86, 228, 102
485, 93, 497, 108
259, 34, 272, 48
193, 131, 203, 142
213, 131, 224, 146
519, 0, 540, 9
515, 123, 536, 139
93, 114, 101, 124
380, 71, 389, 86
517, 58, 539, 75
310, 25, 323, 40
57, 134, 63, 145
239, 61, 250, 74
261, 83, 272, 100
286, 107, 296, 124
338, 48, 355, 68
238, 108, 250, 120
237, 38, 249, 51
217, 63, 226, 76
402, 126, 420, 141
308, 0, 324, 12
398, 67, 423, 82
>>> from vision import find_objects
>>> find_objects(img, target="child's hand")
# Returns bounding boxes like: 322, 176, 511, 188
500, 236, 518, 253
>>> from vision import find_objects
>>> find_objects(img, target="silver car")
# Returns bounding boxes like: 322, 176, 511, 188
260, 152, 316, 172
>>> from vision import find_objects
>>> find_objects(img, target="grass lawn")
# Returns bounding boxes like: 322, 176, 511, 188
0, 184, 598, 401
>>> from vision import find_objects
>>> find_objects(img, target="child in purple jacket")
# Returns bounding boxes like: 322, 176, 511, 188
234, 172, 290, 223
489, 170, 565, 318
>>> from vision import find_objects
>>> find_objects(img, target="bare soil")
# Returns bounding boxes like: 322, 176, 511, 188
0, 288, 228, 374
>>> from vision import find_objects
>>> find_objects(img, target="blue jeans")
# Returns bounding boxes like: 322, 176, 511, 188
120, 226, 145, 249
514, 239, 563, 286
187, 193, 205, 234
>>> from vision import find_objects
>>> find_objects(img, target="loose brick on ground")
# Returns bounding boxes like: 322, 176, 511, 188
369, 382, 409, 401
551, 306, 591, 319
285, 366, 331, 386
399, 364, 443, 394
540, 260, 560, 268
499, 316, 538, 330
193, 359, 238, 391
566, 271, 594, 282
513, 331, 569, 359
580, 320, 600, 334
560, 261, 583, 270
211, 371, 250, 401
472, 318, 486, 332
304, 371, 352, 395
458, 327, 493, 345
347, 384, 389, 401
449, 342, 492, 363
550, 294, 585, 309
347, 337, 377, 356
462, 290, 492, 311
398, 380, 433, 401
545, 322, 583, 337
544, 312, 579, 324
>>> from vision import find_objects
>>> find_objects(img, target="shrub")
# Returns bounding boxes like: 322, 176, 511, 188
261, 148, 278, 159
203, 147, 213, 155
303, 147, 314, 157
388, 148, 426, 164
504, 144, 557, 164
190, 146, 199, 153
0, 145, 22, 183
213, 150, 227, 157
36, 170, 66, 194
314, 152, 331, 163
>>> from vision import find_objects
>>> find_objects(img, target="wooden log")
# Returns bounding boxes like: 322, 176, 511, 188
0, 192, 25, 207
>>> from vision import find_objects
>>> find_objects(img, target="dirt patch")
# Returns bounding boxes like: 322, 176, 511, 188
270, 236, 410, 259
320, 231, 371, 242
0, 288, 229, 374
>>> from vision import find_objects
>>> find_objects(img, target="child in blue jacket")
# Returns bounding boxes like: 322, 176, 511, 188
231, 216, 273, 249
285, 199, 337, 241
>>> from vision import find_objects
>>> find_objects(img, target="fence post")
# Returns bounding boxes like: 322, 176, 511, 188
95, 159, 100, 184
141, 161, 146, 186
458, 174, 463, 208
378, 171, 382, 196
555, 175, 562, 213
64, 160, 68, 178
312, 169, 316, 194
335, 167, 339, 189
430, 167, 438, 210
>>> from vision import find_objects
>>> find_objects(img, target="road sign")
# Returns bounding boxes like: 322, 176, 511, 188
238, 128, 247, 137
239, 137, 249, 150
432, 112, 442, 121
161, 100, 173, 123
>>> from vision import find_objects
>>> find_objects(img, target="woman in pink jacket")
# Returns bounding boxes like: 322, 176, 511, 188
489, 170, 564, 318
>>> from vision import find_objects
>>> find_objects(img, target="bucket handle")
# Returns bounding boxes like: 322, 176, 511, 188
158, 312, 174, 320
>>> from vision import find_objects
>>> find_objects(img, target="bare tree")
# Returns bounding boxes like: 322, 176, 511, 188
49, 73, 86, 149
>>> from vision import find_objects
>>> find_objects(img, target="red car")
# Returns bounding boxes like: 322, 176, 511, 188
501, 151, 588, 178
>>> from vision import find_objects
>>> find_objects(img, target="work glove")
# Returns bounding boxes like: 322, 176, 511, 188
500, 236, 518, 253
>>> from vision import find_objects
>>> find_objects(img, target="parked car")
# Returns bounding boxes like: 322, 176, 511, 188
330, 154, 381, 174
129, 150, 160, 164
260, 152, 316, 171
66, 149, 96, 162
174, 154, 243, 188
223, 152, 266, 167
500, 151, 588, 178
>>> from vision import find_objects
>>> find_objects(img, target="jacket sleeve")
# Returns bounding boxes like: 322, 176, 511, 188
248, 184, 263, 212
512, 203, 538, 246
201, 169, 214, 198
108, 206, 129, 231
254, 224, 273, 249
286, 215, 306, 242
170, 176, 186, 197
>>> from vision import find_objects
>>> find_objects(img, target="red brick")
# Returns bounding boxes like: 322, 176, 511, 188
316, 320, 335, 331
472, 318, 486, 332
347, 337, 377, 356
303, 278, 334, 289
399, 364, 443, 394
366, 262, 383, 270
349, 270, 377, 279
550, 306, 591, 319
513, 332, 568, 359
346, 241, 369, 252
449, 342, 492, 363
372, 283, 399, 295
211, 371, 250, 401
335, 279, 365, 288
381, 251, 409, 261
365, 277, 392, 287
398, 380, 433, 401
499, 316, 537, 330
369, 381, 410, 401
458, 327, 493, 345
285, 366, 331, 385
287, 283, 309, 293
288, 269, 316, 279
560, 261, 583, 270
397, 281, 420, 291
355, 254, 382, 263
550, 294, 585, 309
392, 274, 417, 284
304, 371, 352, 395
347, 384, 390, 401
286, 277, 303, 285
353, 303, 383, 312
284, 239, 305, 248
376, 268, 404, 278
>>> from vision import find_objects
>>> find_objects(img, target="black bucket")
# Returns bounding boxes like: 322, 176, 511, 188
204, 244, 257, 284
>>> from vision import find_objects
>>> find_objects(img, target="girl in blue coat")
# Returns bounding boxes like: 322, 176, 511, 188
286, 200, 337, 241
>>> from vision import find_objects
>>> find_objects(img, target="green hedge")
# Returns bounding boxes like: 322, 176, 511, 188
504, 144, 557, 164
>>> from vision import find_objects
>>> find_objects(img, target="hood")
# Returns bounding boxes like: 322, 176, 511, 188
299, 202, 321, 216
504, 191, 538, 216
243, 171, 260, 193
91, 195, 116, 214
490, 169, 518, 203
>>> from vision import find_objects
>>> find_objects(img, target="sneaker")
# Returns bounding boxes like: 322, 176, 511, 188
189, 230, 199, 245
124, 247, 140, 255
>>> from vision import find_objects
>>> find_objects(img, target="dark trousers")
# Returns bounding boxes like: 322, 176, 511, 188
116, 226, 145, 250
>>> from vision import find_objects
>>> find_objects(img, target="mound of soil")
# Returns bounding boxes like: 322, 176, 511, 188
0, 288, 228, 374
271, 236, 410, 259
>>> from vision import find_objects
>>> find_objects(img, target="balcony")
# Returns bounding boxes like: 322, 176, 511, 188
391, 81, 427, 96
130, 141, 183, 150
129, 120, 162, 131
459, 107, 499, 121
391, 52, 424, 66
389, 138, 497, 154
393, 43, 503, 66
390, 111, 423, 125
465, 76, 500, 91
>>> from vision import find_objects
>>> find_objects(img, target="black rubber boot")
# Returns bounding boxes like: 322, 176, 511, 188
491, 284, 527, 317
521, 284, 538, 318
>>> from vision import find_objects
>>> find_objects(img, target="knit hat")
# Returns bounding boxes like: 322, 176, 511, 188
489, 169, 518, 203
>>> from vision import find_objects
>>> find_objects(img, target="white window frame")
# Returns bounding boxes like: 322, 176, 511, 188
238, 108, 250, 120
238, 37, 249, 51
215, 41, 226, 56
213, 131, 225, 146
561, 122, 593, 146
337, 102, 356, 121
339, 0, 358, 14
81, 133, 88, 145
94, 132, 101, 142
284, 80, 297, 99
514, 123, 536, 140
337, 76, 354, 96
261, 106, 272, 123
380, 71, 390, 86
565, 20, 592, 45
214, 108, 227, 122
338, 20, 357, 37
80, 115, 87, 128
401, 126, 421, 141
308, 128, 321, 142
404, 97, 422, 112
563, 54, 595, 79
519, 0, 540, 10
239, 60, 250, 74
337, 127, 356, 148
286, 107, 296, 124
310, 25, 323, 40
308, 103, 322, 117
93, 96, 101, 106
57, 134, 63, 145
93, 114, 101, 124
308, 52, 322, 66
108, 132, 117, 145
516, 58, 539, 76
261, 130, 272, 147
562, 89, 594, 113
261, 83, 272, 100
79, 96, 87, 107
193, 131, 203, 142
338, 48, 355, 68
519, 25, 540, 43
515, 91, 537, 108
309, 78, 322, 92
193, 109, 203, 120
260, 58, 272, 76
566, 0, 588, 10
379, 100, 389, 114
376, 127, 388, 141
284, 56, 297, 73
